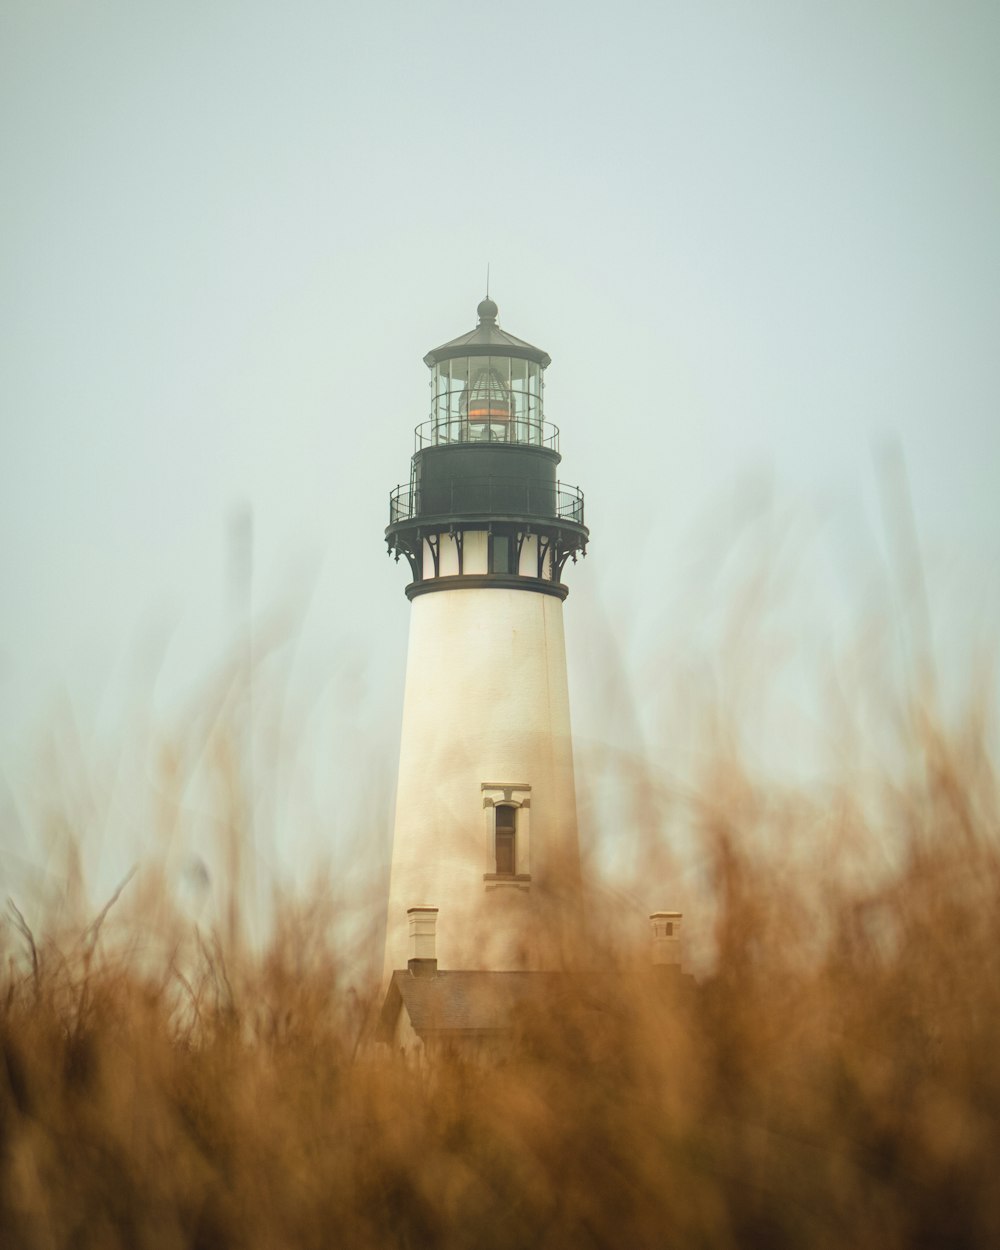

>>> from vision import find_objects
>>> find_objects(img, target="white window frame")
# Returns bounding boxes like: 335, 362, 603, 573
481, 782, 531, 891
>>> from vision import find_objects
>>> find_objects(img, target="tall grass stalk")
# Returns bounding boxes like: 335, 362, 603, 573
2, 672, 999, 1248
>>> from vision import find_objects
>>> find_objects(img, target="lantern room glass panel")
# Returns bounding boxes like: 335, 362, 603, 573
465, 356, 512, 443
510, 358, 528, 442
432, 358, 455, 444
526, 361, 541, 438
429, 354, 545, 445
431, 361, 447, 443
453, 357, 469, 443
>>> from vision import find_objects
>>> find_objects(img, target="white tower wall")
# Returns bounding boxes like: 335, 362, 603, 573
383, 585, 580, 980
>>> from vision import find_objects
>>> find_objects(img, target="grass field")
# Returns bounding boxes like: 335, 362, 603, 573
2, 672, 999, 1248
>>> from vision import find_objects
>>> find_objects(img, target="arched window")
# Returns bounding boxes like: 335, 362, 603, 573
494, 804, 516, 875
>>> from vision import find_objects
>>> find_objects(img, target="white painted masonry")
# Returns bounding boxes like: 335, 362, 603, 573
383, 585, 580, 981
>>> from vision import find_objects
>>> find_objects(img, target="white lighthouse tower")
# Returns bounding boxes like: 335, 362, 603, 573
382, 297, 589, 983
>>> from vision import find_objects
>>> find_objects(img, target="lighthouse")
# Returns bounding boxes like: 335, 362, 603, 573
382, 297, 589, 984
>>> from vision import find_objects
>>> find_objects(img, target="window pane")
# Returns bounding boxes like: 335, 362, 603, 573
495, 805, 516, 830
490, 534, 511, 574
431, 362, 447, 441
447, 357, 468, 440
496, 831, 514, 875
449, 356, 469, 413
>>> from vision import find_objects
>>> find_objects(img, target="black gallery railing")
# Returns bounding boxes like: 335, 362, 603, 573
389, 477, 585, 526
413, 417, 560, 453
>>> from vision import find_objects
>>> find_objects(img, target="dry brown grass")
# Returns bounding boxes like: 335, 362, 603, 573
3, 700, 1000, 1249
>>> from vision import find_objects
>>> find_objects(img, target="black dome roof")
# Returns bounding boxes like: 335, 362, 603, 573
424, 300, 551, 369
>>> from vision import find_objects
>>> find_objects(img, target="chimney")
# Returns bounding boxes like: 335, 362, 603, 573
649, 911, 682, 968
407, 906, 439, 977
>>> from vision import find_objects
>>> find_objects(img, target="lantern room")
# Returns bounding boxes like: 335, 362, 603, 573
386, 295, 588, 595
422, 298, 553, 449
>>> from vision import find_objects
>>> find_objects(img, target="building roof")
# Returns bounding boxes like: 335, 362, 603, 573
423, 300, 551, 369
376, 970, 565, 1042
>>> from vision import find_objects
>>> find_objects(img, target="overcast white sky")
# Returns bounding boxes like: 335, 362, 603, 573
2, 1, 999, 909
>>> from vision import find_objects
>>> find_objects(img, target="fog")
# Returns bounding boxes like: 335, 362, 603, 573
2, 1, 999, 906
